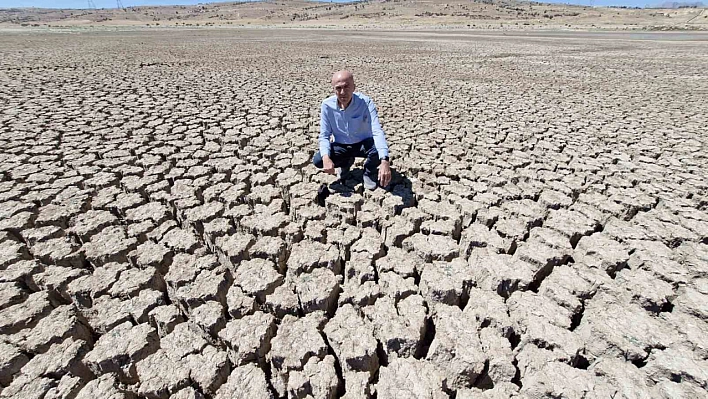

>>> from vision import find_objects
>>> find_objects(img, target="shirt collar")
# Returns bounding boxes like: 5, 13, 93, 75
338, 94, 355, 111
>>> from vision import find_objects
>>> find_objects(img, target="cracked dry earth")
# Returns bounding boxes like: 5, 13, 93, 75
0, 28, 707, 399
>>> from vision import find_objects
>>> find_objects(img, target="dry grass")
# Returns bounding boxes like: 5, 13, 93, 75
1, 0, 707, 31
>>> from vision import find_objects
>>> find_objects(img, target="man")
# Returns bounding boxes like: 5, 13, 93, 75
313, 70, 392, 190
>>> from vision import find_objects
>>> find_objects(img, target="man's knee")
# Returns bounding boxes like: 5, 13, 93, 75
365, 148, 380, 165
363, 139, 379, 159
363, 152, 380, 174
312, 151, 323, 168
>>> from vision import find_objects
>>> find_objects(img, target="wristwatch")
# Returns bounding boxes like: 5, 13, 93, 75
380, 156, 390, 162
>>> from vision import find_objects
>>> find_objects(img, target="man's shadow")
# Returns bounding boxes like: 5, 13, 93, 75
319, 167, 416, 211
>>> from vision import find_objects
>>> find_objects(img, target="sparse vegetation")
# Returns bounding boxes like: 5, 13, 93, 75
0, 0, 705, 30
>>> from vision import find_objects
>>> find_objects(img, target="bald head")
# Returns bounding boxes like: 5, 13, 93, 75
332, 70, 354, 85
331, 70, 356, 109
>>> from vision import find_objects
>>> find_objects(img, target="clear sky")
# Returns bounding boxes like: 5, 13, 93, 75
0, 0, 696, 10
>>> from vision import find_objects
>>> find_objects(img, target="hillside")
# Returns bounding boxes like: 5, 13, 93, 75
1, 0, 706, 30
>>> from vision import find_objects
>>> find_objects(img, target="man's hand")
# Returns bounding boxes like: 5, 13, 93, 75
378, 160, 392, 188
322, 156, 335, 175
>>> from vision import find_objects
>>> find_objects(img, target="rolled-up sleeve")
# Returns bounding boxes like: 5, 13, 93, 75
367, 99, 389, 159
319, 103, 332, 158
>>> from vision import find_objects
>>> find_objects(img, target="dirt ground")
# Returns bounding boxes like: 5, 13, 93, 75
0, 28, 707, 398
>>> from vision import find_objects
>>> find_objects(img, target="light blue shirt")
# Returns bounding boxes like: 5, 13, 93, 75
319, 92, 389, 159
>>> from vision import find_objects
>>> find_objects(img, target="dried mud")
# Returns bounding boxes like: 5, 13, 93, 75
0, 29, 707, 399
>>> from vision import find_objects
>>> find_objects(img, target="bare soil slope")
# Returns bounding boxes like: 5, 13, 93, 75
1, 0, 707, 30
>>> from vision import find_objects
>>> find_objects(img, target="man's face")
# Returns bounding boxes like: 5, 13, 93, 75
332, 75, 355, 107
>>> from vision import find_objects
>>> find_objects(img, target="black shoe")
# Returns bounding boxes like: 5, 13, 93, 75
316, 183, 330, 207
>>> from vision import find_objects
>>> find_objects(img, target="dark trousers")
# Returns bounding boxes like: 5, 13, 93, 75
312, 137, 380, 178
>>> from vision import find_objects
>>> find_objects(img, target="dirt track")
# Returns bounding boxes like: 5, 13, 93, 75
0, 28, 707, 398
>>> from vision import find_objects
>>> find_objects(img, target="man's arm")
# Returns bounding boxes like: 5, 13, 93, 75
319, 103, 333, 157
319, 102, 335, 174
366, 98, 391, 187
366, 99, 389, 160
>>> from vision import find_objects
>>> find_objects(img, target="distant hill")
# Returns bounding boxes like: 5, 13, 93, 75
652, 1, 705, 8
1, 0, 706, 30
